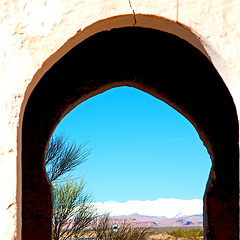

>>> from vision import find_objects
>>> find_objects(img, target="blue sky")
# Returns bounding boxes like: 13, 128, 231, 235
54, 86, 211, 203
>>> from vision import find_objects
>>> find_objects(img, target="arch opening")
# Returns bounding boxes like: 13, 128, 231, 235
22, 27, 239, 239
54, 85, 212, 203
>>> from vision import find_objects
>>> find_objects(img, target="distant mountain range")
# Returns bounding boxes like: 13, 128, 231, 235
93, 198, 203, 218
108, 214, 203, 228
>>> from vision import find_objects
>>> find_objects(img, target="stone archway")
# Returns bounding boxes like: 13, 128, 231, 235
22, 27, 239, 239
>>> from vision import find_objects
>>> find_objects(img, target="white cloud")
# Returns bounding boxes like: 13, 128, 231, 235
93, 198, 203, 218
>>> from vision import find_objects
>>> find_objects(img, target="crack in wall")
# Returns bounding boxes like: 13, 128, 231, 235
128, 0, 136, 26
176, 0, 179, 22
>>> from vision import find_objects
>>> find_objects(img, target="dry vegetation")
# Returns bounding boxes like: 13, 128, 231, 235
89, 216, 149, 240
71, 224, 203, 240
148, 227, 203, 240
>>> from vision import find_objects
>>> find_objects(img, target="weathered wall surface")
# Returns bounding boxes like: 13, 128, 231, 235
0, 0, 239, 239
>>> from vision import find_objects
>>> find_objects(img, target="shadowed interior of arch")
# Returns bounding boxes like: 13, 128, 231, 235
22, 27, 239, 239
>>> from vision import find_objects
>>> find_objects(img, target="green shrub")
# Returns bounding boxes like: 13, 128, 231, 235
168, 228, 203, 238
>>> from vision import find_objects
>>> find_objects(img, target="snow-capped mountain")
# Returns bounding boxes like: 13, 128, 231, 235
93, 198, 203, 218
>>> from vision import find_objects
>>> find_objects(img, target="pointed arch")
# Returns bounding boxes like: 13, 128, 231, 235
21, 17, 239, 239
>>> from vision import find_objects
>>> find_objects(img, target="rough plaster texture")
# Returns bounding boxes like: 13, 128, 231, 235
0, 0, 239, 239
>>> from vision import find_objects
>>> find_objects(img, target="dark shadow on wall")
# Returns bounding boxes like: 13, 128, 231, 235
22, 27, 239, 239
